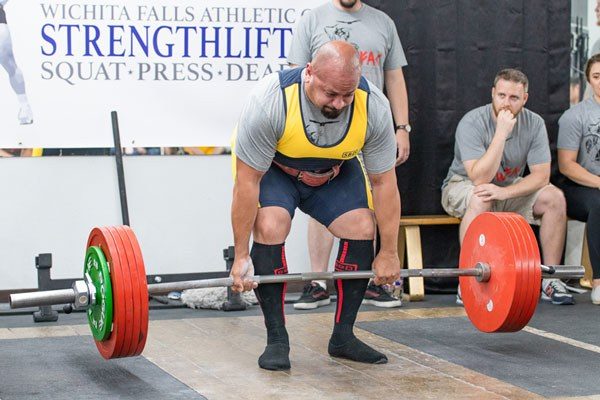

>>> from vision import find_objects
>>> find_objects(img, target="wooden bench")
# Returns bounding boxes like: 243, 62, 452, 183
398, 215, 461, 301
579, 225, 593, 288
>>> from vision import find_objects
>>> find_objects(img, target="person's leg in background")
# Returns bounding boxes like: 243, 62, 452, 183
531, 186, 572, 305
293, 218, 333, 310
561, 182, 600, 304
0, 20, 33, 124
586, 205, 600, 303
362, 224, 402, 308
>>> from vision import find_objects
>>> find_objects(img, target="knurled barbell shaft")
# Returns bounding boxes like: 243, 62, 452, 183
147, 265, 489, 295
145, 263, 583, 294
9, 264, 584, 309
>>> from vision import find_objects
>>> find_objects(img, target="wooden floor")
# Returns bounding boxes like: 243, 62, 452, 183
0, 305, 568, 400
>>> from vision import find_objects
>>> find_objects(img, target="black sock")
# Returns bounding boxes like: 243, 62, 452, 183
251, 242, 291, 370
329, 239, 387, 364
332, 239, 373, 333
251, 242, 289, 345
258, 343, 290, 371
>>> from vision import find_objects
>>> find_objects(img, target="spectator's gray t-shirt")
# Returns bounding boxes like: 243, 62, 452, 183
442, 104, 551, 188
557, 96, 600, 176
235, 70, 396, 175
287, 2, 407, 91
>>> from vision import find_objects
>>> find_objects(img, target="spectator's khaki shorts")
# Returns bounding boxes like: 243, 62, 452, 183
441, 175, 552, 225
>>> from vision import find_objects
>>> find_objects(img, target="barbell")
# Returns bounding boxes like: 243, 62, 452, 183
9, 212, 584, 359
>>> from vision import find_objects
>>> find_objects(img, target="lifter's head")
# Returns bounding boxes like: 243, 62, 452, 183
305, 41, 361, 119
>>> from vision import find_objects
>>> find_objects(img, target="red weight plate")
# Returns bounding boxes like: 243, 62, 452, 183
491, 213, 529, 331
512, 215, 539, 330
460, 212, 522, 332
512, 215, 541, 327
114, 226, 148, 357
501, 214, 532, 331
105, 227, 135, 358
504, 214, 532, 331
120, 226, 149, 356
108, 226, 141, 358
495, 214, 527, 332
88, 227, 127, 359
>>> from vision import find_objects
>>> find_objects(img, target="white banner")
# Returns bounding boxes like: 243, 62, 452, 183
0, 0, 322, 148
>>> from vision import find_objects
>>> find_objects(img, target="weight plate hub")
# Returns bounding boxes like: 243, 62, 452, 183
84, 246, 113, 341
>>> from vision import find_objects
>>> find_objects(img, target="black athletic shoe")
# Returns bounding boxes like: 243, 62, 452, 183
362, 283, 402, 308
293, 282, 331, 310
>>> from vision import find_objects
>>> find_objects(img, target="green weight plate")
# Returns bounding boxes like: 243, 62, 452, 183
84, 246, 113, 341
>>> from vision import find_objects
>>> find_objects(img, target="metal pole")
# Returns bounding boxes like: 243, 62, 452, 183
111, 111, 130, 226
131, 267, 490, 295
9, 264, 586, 309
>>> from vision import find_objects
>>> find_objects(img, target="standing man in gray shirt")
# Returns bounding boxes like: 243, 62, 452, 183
441, 68, 572, 305
288, 0, 409, 309
230, 41, 401, 370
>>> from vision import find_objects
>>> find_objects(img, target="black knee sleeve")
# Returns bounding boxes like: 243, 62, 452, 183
333, 239, 374, 330
251, 242, 289, 345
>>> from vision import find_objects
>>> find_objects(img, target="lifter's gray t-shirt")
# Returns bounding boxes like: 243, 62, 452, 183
557, 96, 600, 176
442, 104, 551, 188
235, 70, 396, 175
287, 2, 407, 91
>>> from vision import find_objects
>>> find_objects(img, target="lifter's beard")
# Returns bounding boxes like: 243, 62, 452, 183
321, 106, 344, 119
339, 0, 359, 9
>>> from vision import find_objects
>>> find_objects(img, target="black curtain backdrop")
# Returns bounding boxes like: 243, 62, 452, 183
365, 0, 571, 291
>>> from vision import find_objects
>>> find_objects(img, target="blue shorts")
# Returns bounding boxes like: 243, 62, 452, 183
259, 157, 372, 227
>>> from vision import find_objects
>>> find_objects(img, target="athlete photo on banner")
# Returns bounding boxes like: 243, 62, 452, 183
0, 0, 322, 149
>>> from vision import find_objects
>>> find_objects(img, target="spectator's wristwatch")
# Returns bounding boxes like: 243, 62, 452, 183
395, 124, 412, 133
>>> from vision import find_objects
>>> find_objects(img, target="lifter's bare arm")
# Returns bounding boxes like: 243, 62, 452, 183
368, 168, 401, 285
231, 158, 264, 292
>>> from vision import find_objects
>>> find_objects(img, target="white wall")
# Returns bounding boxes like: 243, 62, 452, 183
589, 0, 600, 55
0, 155, 313, 290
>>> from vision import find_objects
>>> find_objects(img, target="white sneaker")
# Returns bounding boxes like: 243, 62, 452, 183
18, 104, 33, 125
456, 286, 463, 306
541, 279, 575, 305
591, 287, 600, 305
